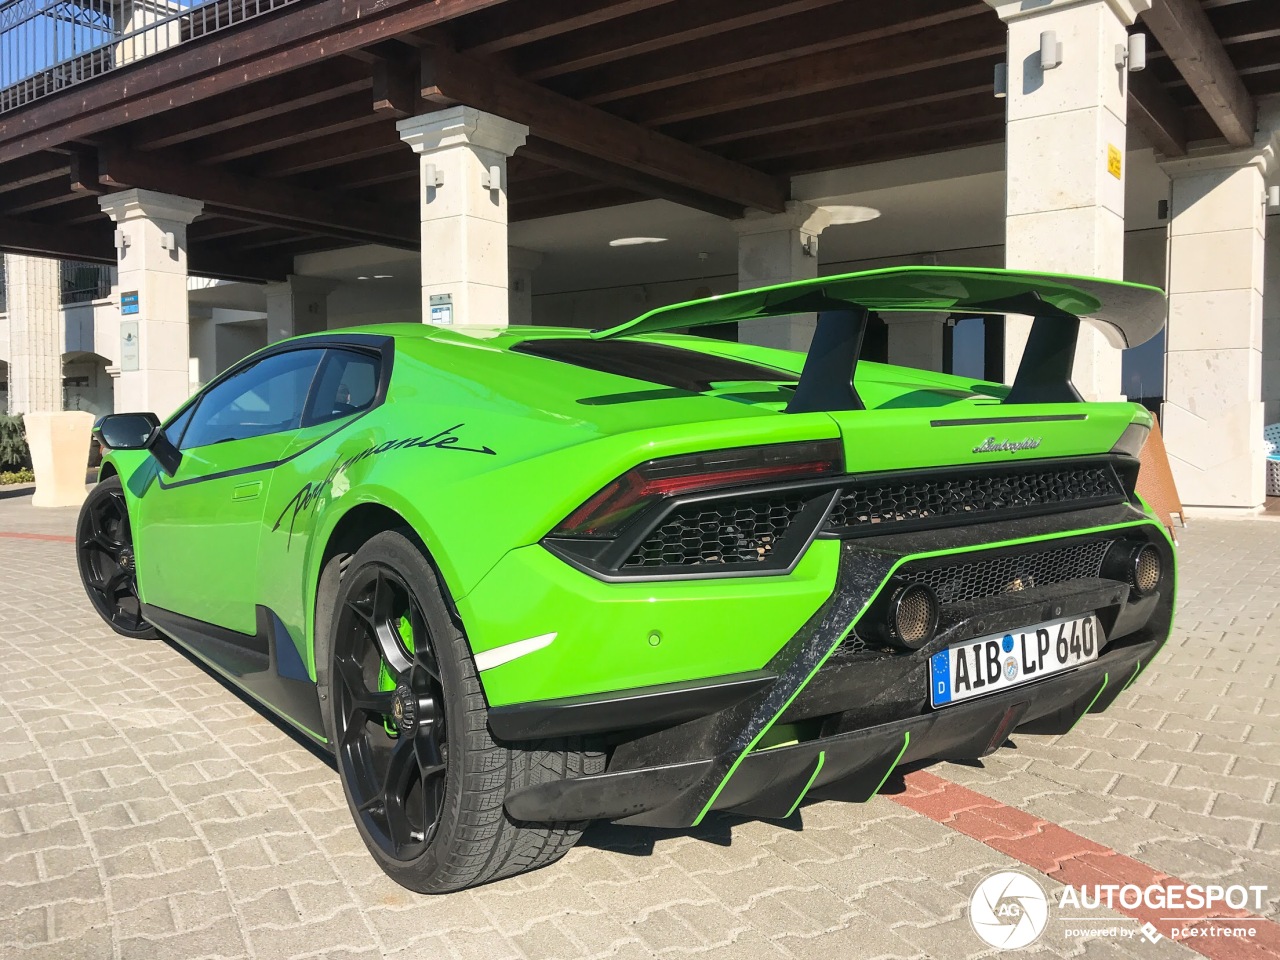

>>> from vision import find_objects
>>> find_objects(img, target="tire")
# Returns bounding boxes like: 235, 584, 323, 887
321, 529, 604, 893
75, 476, 158, 639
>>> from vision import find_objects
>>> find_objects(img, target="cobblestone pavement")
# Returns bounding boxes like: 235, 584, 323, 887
1, 490, 1277, 960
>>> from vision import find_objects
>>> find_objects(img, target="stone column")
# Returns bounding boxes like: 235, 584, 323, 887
2, 254, 62, 414
1160, 131, 1278, 510
733, 201, 832, 352
886, 314, 947, 372
508, 247, 544, 326
265, 275, 339, 343
397, 106, 529, 328
987, 0, 1150, 400
188, 306, 217, 391
98, 189, 203, 417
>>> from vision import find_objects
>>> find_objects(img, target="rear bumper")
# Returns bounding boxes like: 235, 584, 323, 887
501, 509, 1175, 828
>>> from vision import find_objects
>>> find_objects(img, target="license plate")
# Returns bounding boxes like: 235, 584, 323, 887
929, 614, 1100, 708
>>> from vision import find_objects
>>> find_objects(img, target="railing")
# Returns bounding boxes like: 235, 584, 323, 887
60, 259, 112, 303
0, 0, 301, 114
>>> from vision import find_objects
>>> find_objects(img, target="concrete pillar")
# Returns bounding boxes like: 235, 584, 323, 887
886, 314, 946, 372
397, 106, 529, 328
2, 254, 62, 414
733, 201, 832, 352
1160, 130, 1278, 510
508, 247, 544, 326
98, 189, 203, 417
265, 275, 339, 342
988, 0, 1150, 400
188, 306, 217, 390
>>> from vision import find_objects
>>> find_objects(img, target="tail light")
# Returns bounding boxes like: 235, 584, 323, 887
545, 440, 844, 579
552, 440, 843, 539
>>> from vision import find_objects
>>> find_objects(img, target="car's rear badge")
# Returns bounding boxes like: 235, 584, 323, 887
973, 437, 1042, 454
272, 424, 496, 546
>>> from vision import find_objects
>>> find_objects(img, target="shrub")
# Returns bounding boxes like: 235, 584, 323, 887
0, 414, 29, 471
0, 468, 34, 485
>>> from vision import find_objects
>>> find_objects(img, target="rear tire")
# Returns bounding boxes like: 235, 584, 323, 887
321, 529, 603, 893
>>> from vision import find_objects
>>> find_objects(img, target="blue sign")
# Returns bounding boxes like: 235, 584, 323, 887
121, 291, 139, 316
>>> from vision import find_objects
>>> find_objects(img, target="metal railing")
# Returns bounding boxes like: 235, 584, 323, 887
60, 259, 112, 303
0, 0, 301, 114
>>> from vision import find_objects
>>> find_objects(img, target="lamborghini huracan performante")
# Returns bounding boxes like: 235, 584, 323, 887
79, 267, 1176, 892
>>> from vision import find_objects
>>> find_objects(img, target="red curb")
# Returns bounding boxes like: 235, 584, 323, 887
0, 531, 75, 543
892, 769, 1280, 959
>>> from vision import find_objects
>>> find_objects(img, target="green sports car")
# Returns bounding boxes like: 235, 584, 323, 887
78, 266, 1176, 893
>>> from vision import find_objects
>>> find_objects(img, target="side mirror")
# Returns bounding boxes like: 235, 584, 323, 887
93, 413, 159, 451
93, 412, 183, 477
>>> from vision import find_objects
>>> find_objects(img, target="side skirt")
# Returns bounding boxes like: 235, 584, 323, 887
142, 603, 327, 744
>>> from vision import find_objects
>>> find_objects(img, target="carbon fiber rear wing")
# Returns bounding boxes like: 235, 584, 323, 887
592, 267, 1167, 410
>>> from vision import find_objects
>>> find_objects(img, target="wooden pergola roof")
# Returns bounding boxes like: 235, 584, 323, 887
0, 0, 1275, 283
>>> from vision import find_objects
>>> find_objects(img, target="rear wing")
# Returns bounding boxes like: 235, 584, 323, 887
592, 267, 1167, 411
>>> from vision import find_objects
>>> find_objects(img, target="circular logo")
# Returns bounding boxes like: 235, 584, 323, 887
391, 686, 417, 733
969, 870, 1049, 950
1004, 656, 1019, 680
1002, 634, 1015, 653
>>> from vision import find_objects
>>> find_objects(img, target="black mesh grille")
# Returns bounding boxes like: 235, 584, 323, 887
912, 540, 1113, 606
825, 464, 1122, 534
621, 494, 808, 569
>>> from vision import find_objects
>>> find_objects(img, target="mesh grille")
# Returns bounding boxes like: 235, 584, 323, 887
825, 465, 1121, 533
621, 495, 807, 569
912, 540, 1113, 606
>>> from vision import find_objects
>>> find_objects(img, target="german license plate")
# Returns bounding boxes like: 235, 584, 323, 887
929, 614, 1100, 708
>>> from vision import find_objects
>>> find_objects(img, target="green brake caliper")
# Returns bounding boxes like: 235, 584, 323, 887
379, 614, 416, 737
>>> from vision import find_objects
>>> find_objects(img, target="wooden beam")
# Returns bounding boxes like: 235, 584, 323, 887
188, 246, 293, 283
601, 13, 1004, 127
1, 180, 80, 216
96, 145, 418, 248
453, 0, 675, 56
0, 153, 68, 196
1128, 69, 1189, 158
248, 125, 404, 179
509, 0, 844, 81
195, 94, 385, 164
0, 216, 113, 262
1141, 0, 1257, 147
762, 116, 1007, 177
0, 0, 514, 165
68, 149, 106, 194
560, 0, 993, 107
420, 45, 787, 213
372, 58, 422, 118
518, 138, 745, 218
129, 64, 372, 151
511, 185, 647, 223
666, 59, 997, 149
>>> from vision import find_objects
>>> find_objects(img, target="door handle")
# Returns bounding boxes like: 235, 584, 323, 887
232, 480, 262, 502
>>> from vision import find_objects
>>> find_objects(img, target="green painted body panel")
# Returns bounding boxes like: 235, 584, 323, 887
459, 539, 840, 706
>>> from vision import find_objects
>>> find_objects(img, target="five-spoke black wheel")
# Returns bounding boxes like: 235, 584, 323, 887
76, 476, 158, 639
321, 529, 605, 893
331, 560, 447, 861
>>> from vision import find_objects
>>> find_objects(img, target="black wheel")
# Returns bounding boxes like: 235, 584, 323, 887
76, 476, 157, 639
322, 529, 603, 893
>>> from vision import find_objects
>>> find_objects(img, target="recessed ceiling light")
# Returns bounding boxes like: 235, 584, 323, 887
356, 275, 370, 280
821, 205, 882, 225
373, 274, 393, 279
609, 236, 668, 247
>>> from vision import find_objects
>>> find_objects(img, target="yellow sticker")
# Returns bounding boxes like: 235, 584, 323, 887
1107, 144, 1123, 180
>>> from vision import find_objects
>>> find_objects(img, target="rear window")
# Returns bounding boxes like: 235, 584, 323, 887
511, 338, 797, 393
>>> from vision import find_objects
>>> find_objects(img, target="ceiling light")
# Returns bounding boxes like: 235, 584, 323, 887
373, 274, 393, 279
609, 236, 667, 247
821, 205, 882, 225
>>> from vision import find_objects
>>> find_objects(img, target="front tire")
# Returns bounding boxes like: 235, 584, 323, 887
322, 529, 602, 893
76, 476, 158, 639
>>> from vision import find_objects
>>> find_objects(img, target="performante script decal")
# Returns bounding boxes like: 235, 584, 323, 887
273, 425, 496, 547
973, 437, 1042, 454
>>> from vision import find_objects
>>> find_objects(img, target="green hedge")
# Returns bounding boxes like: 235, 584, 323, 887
0, 414, 30, 471
0, 468, 34, 485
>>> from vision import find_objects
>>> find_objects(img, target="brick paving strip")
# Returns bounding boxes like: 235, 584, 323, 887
0, 532, 75, 543
892, 769, 1280, 959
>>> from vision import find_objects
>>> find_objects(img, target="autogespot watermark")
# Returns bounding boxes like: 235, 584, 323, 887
968, 870, 1270, 950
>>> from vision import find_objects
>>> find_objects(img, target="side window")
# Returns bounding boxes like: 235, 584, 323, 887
163, 402, 197, 448
180, 349, 324, 450
304, 349, 382, 427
